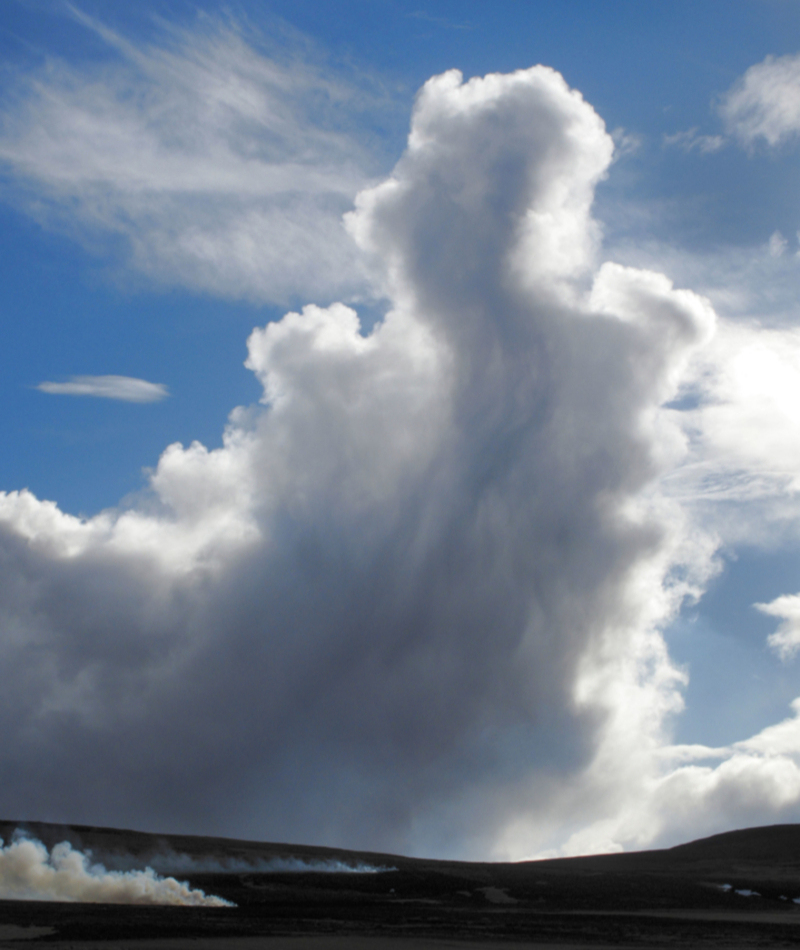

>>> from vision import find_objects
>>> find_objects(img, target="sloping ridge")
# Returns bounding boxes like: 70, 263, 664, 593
2, 819, 799, 881
515, 825, 800, 884
667, 825, 800, 866
0, 819, 401, 871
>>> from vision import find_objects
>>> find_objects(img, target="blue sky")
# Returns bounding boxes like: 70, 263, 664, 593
4, 0, 800, 514
4, 0, 800, 860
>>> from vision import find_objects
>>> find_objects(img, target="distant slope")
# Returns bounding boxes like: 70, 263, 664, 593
3, 819, 800, 946
522, 825, 800, 882
667, 824, 800, 869
2, 818, 800, 880
0, 819, 402, 871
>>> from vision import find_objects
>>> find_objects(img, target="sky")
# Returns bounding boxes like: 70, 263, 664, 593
3, 0, 800, 861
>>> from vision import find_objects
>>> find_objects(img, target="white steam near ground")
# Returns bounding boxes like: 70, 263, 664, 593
4, 16, 800, 861
142, 853, 391, 875
0, 835, 232, 906
0, 830, 392, 904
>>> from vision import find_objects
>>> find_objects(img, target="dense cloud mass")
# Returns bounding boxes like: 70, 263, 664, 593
3, 55, 800, 860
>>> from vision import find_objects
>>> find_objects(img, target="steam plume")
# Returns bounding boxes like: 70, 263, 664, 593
0, 836, 232, 906
142, 851, 393, 874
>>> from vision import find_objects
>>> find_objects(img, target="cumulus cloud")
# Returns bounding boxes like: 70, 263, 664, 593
566, 698, 800, 856
0, 835, 231, 905
662, 321, 800, 539
597, 227, 800, 337
6, 56, 800, 863
0, 63, 724, 859
36, 375, 168, 402
0, 8, 386, 302
720, 51, 800, 147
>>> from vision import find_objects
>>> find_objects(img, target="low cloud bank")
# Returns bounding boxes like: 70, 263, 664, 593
0, 836, 232, 906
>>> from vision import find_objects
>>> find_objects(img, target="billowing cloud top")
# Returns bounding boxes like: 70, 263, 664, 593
2, 57, 800, 862
36, 375, 168, 403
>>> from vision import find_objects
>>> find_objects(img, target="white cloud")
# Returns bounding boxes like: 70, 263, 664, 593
6, 57, 800, 862
498, 690, 800, 860
0, 9, 385, 302
756, 594, 800, 660
610, 127, 641, 159
36, 375, 168, 402
769, 230, 788, 257
561, 698, 800, 856
600, 231, 800, 331
720, 52, 800, 147
0, 64, 722, 858
663, 127, 726, 154
660, 321, 800, 547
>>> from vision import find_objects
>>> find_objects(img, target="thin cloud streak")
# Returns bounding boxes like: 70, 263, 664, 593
36, 375, 169, 403
0, 8, 389, 302
663, 128, 726, 154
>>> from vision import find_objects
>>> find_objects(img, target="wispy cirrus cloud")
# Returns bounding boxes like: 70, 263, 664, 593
36, 375, 168, 402
0, 8, 393, 303
663, 127, 726, 154
663, 51, 800, 157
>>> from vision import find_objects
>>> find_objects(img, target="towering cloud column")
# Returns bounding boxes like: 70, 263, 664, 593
0, 66, 717, 857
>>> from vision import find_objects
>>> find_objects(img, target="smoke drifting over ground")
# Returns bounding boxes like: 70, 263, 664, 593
143, 854, 392, 875
0, 836, 231, 905
2, 50, 800, 860
93, 845, 393, 876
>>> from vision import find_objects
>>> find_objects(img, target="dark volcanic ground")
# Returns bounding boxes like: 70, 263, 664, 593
3, 821, 800, 947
